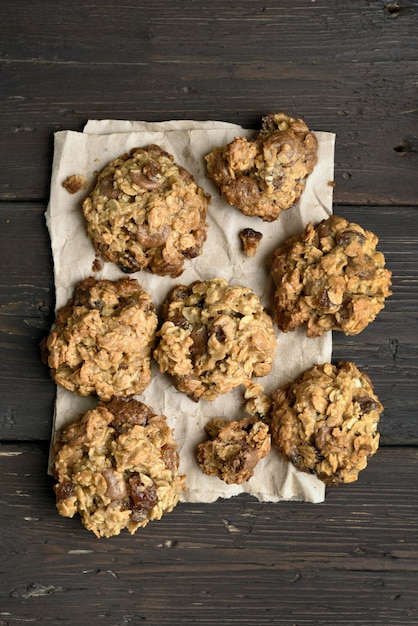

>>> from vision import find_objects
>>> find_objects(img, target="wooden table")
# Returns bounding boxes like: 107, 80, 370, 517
1, 1, 417, 623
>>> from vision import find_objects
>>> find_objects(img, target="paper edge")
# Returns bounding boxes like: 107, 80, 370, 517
45, 120, 335, 506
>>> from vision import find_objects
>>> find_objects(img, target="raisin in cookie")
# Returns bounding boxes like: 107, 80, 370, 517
82, 145, 210, 277
153, 278, 277, 401
269, 361, 382, 486
197, 416, 271, 484
53, 397, 185, 538
43, 277, 157, 400
205, 112, 318, 222
271, 215, 392, 337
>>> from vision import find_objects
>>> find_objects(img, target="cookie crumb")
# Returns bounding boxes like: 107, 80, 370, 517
62, 174, 89, 194
92, 255, 103, 272
244, 381, 271, 418
240, 228, 263, 257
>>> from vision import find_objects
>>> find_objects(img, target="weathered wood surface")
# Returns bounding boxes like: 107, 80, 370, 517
0, 443, 417, 625
1, 1, 418, 204
1, 1, 417, 624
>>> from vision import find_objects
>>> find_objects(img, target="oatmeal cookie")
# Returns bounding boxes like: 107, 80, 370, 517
197, 416, 271, 484
153, 278, 277, 401
82, 144, 210, 277
271, 215, 392, 336
43, 277, 158, 400
205, 112, 318, 222
53, 397, 185, 537
269, 361, 382, 486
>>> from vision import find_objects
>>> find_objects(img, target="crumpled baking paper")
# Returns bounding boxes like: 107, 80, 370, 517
46, 118, 335, 504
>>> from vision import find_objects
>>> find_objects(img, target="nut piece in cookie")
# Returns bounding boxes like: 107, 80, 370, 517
240, 227, 263, 257
53, 397, 185, 538
197, 416, 271, 484
205, 112, 318, 222
153, 278, 277, 401
271, 215, 392, 336
43, 277, 158, 400
82, 145, 210, 277
269, 361, 382, 486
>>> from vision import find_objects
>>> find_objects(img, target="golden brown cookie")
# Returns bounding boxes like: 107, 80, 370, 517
153, 278, 277, 401
205, 112, 318, 222
43, 277, 158, 400
82, 145, 210, 277
269, 361, 382, 486
197, 416, 271, 484
271, 215, 392, 336
53, 397, 185, 537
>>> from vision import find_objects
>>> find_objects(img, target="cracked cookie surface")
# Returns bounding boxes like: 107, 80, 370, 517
197, 416, 271, 484
205, 112, 318, 222
53, 397, 185, 538
269, 361, 382, 486
153, 278, 277, 401
43, 277, 158, 400
82, 144, 210, 277
271, 215, 392, 336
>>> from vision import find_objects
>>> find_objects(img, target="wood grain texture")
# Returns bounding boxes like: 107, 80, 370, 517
1, 0, 418, 203
1, 2, 417, 623
0, 443, 417, 625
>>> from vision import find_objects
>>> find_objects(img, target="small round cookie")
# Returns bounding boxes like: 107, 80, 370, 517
271, 215, 392, 337
53, 397, 185, 538
43, 276, 158, 400
153, 278, 277, 401
82, 144, 210, 277
205, 112, 318, 222
269, 361, 382, 486
197, 416, 271, 484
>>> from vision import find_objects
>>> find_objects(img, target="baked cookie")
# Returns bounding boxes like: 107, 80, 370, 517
271, 215, 392, 336
205, 112, 318, 222
153, 278, 277, 401
53, 397, 185, 537
43, 277, 158, 400
197, 416, 271, 484
82, 144, 210, 277
269, 361, 382, 486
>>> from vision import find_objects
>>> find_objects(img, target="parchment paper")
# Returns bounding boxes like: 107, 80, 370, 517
46, 118, 335, 504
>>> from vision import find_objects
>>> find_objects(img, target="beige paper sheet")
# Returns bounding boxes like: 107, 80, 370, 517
46, 119, 335, 504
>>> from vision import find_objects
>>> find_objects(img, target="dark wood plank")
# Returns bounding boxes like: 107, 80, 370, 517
0, 203, 55, 440
1, 0, 417, 203
0, 443, 417, 625
1, 1, 417, 622
0, 203, 417, 442
3, 1, 418, 65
